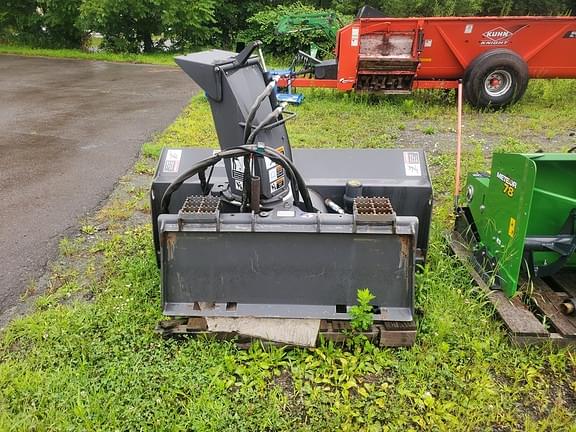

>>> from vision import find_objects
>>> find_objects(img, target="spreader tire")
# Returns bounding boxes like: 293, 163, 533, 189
463, 49, 529, 109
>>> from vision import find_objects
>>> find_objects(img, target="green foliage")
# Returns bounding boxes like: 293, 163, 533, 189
79, 0, 216, 53
38, 0, 86, 47
240, 3, 349, 57
158, 0, 216, 51
2, 0, 575, 52
0, 0, 84, 47
349, 289, 376, 331
79, 0, 155, 52
212, 1, 268, 49
0, 0, 38, 42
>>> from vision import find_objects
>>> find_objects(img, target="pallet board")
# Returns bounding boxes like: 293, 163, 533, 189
156, 317, 416, 348
450, 231, 576, 346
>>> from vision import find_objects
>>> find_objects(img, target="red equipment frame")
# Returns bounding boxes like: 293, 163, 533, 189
277, 16, 576, 93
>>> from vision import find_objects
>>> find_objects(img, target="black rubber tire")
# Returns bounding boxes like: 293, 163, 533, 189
463, 49, 529, 109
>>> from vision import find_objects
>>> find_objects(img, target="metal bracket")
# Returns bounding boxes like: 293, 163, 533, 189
524, 208, 576, 278
177, 196, 221, 230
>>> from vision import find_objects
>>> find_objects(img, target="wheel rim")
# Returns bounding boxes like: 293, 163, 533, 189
484, 70, 513, 97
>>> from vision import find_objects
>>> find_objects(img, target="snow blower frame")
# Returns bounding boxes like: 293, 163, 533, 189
150, 42, 433, 346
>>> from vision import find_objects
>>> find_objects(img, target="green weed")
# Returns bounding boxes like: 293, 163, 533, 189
80, 224, 97, 235
349, 289, 376, 332
58, 237, 83, 256
421, 125, 436, 135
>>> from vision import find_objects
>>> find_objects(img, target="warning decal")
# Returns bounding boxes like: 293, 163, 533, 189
231, 157, 245, 191
163, 149, 182, 173
271, 177, 285, 192
351, 27, 360, 47
508, 217, 516, 238
268, 146, 286, 192
403, 152, 422, 177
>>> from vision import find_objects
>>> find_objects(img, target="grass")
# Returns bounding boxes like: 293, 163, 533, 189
0, 43, 177, 65
0, 43, 290, 68
1, 80, 576, 430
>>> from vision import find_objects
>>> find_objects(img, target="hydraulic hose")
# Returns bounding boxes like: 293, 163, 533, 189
228, 145, 305, 207
160, 147, 299, 213
243, 81, 276, 145
160, 145, 315, 214
246, 104, 286, 145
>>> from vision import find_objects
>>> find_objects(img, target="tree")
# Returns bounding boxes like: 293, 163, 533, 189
80, 0, 161, 53
0, 0, 84, 47
79, 0, 215, 53
240, 3, 349, 57
212, 1, 267, 49
0, 0, 39, 42
161, 0, 216, 51
38, 0, 86, 47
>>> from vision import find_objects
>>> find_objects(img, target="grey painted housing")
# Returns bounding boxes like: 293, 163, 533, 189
175, 50, 291, 201
151, 148, 432, 321
154, 47, 433, 323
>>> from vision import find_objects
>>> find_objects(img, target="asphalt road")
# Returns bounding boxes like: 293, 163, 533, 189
0, 55, 197, 314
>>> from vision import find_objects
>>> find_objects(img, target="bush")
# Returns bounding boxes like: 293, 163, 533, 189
0, 0, 38, 43
0, 0, 85, 48
239, 3, 350, 57
161, 0, 216, 52
79, 0, 216, 53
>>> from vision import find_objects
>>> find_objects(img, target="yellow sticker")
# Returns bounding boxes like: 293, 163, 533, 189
508, 217, 516, 238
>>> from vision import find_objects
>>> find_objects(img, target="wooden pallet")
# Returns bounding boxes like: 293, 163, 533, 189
156, 317, 416, 348
450, 231, 576, 346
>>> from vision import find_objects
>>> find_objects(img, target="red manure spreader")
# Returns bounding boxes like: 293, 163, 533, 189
277, 6, 576, 107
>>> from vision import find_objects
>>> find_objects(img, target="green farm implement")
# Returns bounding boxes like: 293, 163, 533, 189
453, 152, 576, 344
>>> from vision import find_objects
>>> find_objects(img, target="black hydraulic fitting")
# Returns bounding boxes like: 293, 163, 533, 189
343, 179, 363, 211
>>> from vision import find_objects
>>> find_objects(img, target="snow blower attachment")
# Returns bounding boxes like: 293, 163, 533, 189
456, 153, 576, 301
150, 42, 433, 345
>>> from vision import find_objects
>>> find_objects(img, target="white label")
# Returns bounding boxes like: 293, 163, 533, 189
268, 166, 278, 181
277, 210, 295, 217
163, 149, 182, 173
403, 151, 422, 177
231, 157, 245, 191
351, 27, 360, 47
231, 157, 245, 173
264, 156, 275, 170
424, 39, 432, 48
464, 24, 474, 34
264, 155, 285, 191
